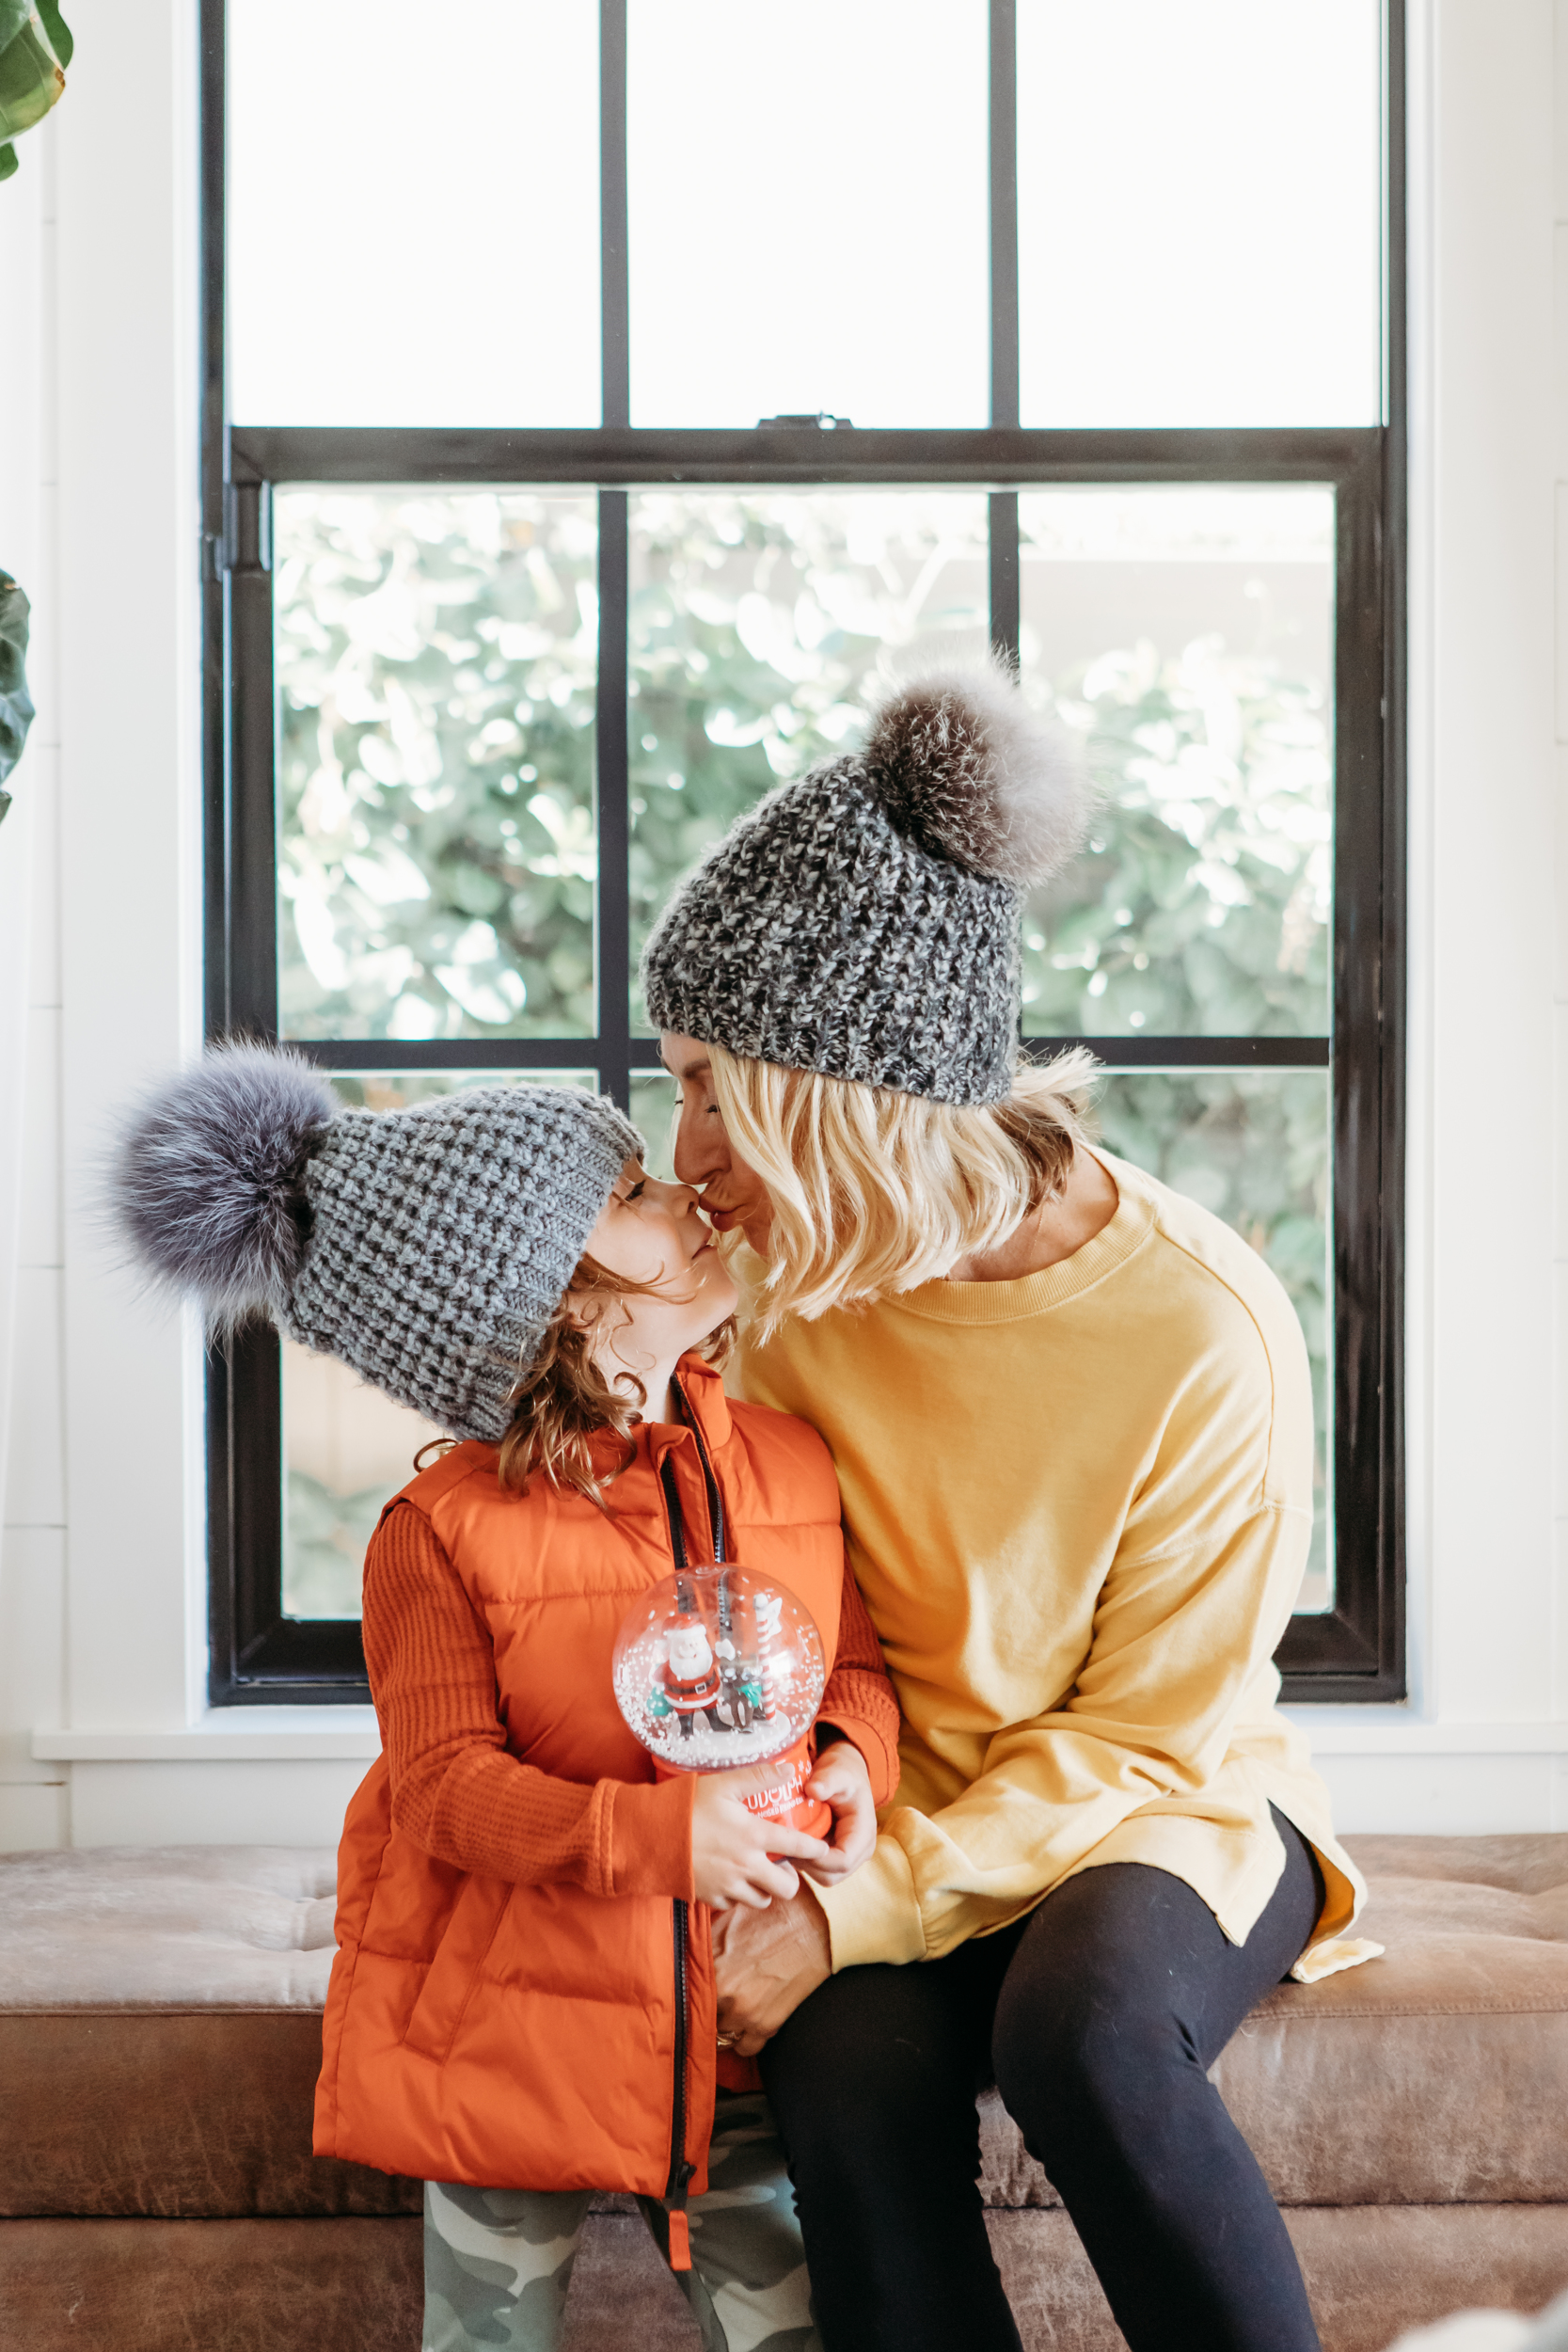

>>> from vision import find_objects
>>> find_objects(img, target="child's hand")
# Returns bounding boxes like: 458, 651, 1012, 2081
691, 1765, 832, 1913
798, 1735, 878, 1885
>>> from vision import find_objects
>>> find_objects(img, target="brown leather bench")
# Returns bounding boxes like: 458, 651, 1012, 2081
2, 1836, 1566, 2351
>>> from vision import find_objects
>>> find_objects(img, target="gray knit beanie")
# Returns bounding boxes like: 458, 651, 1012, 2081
108, 1045, 643, 1441
641, 663, 1091, 1106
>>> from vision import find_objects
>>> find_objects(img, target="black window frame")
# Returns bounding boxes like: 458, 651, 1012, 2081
200, 0, 1406, 1706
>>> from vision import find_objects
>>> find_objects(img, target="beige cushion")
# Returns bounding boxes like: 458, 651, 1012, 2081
0, 1846, 337, 2009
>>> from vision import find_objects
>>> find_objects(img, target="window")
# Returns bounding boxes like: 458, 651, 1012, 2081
203, 0, 1404, 1703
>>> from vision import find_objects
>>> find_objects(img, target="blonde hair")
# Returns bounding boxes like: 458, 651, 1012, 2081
705, 1044, 1100, 1332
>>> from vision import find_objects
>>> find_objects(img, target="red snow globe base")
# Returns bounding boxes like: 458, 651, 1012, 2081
612, 1566, 831, 1838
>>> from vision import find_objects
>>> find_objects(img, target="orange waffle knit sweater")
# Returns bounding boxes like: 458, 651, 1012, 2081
363, 1499, 902, 1905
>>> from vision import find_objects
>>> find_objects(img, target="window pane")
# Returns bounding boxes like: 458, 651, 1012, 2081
627, 1, 988, 426
275, 491, 598, 1044
229, 0, 600, 427
628, 491, 990, 1027
1018, 0, 1381, 427
282, 1071, 597, 1619
1091, 1066, 1332, 1611
630, 1072, 679, 1183
283, 1342, 442, 1620
1018, 488, 1332, 1039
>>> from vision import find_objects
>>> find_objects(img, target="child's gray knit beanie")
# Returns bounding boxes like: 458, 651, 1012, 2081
641, 662, 1092, 1106
108, 1047, 643, 1441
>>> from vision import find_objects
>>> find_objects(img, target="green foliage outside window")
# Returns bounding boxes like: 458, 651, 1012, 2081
275, 487, 1334, 1606
276, 491, 598, 1041
627, 492, 990, 1022
283, 1470, 386, 1621
1093, 1071, 1331, 1599
1022, 641, 1331, 1040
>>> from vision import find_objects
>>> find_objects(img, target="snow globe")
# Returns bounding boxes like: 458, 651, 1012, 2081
612, 1565, 831, 1836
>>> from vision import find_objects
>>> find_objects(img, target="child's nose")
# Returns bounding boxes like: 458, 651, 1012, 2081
652, 1175, 702, 1214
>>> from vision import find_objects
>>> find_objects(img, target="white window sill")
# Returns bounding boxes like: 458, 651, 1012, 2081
33, 1709, 382, 1761
1281, 1712, 1568, 1755
30, 1716, 1568, 1764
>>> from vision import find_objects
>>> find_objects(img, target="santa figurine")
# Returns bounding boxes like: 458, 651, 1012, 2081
649, 1581, 722, 1740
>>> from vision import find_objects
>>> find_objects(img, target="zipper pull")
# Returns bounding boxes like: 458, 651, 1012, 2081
660, 2163, 696, 2271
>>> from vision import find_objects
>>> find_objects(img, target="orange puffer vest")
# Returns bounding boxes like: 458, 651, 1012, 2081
312, 1359, 845, 2199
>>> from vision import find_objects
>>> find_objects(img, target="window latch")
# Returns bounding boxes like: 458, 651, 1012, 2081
202, 482, 273, 582
756, 412, 854, 432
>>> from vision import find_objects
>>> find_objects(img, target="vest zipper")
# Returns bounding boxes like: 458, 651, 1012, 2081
673, 1375, 726, 1564
656, 1451, 697, 2241
654, 1403, 733, 2242
667, 1900, 693, 2217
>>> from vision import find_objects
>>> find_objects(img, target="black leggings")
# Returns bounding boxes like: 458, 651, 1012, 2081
760, 1809, 1324, 2352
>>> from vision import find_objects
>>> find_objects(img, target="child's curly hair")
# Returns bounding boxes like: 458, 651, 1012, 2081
494, 1254, 736, 1503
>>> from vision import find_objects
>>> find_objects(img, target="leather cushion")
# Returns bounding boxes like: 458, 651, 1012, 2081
0, 2011, 420, 2218
3, 1834, 1566, 2217
0, 2217, 424, 2352
979, 1833, 1568, 2211
5, 2205, 1567, 2352
987, 2204, 1568, 2352
0, 2212, 705, 2352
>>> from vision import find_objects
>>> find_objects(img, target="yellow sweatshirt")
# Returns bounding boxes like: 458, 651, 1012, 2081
736, 1151, 1366, 1975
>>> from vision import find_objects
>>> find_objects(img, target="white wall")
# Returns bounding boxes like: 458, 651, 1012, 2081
0, 118, 68, 1853
0, 0, 377, 1846
1, 0, 1565, 1851
1289, 0, 1568, 1832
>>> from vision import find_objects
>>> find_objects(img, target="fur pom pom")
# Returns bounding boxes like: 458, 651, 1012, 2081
107, 1042, 338, 1322
862, 660, 1091, 886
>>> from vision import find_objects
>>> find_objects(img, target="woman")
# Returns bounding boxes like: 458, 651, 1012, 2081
640, 664, 1371, 2352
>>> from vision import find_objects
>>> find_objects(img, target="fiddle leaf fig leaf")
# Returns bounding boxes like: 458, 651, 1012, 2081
0, 2, 68, 174
0, 573, 37, 826
34, 0, 70, 68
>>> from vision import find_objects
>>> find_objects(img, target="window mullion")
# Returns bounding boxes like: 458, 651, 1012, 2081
989, 0, 1020, 431
229, 481, 277, 1040
595, 488, 632, 1110
601, 0, 629, 430
989, 489, 1020, 663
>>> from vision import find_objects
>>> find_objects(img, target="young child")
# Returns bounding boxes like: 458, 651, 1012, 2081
109, 1046, 901, 2352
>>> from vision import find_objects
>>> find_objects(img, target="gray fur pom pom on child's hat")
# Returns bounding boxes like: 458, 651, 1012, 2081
107, 1046, 643, 1442
641, 661, 1092, 1106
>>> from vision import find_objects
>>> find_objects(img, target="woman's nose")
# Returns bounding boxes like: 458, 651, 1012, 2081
673, 1118, 728, 1186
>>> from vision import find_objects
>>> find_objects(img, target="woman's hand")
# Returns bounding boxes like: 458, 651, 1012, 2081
798, 1734, 878, 1885
690, 1764, 832, 1912
712, 1886, 833, 2056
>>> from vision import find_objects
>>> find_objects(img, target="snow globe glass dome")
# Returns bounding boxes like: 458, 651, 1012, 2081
612, 1565, 829, 1830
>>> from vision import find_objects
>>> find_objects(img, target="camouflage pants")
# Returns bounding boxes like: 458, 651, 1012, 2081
422, 2092, 821, 2352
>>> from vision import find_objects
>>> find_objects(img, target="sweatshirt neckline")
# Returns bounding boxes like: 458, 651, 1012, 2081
889, 1152, 1154, 1326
